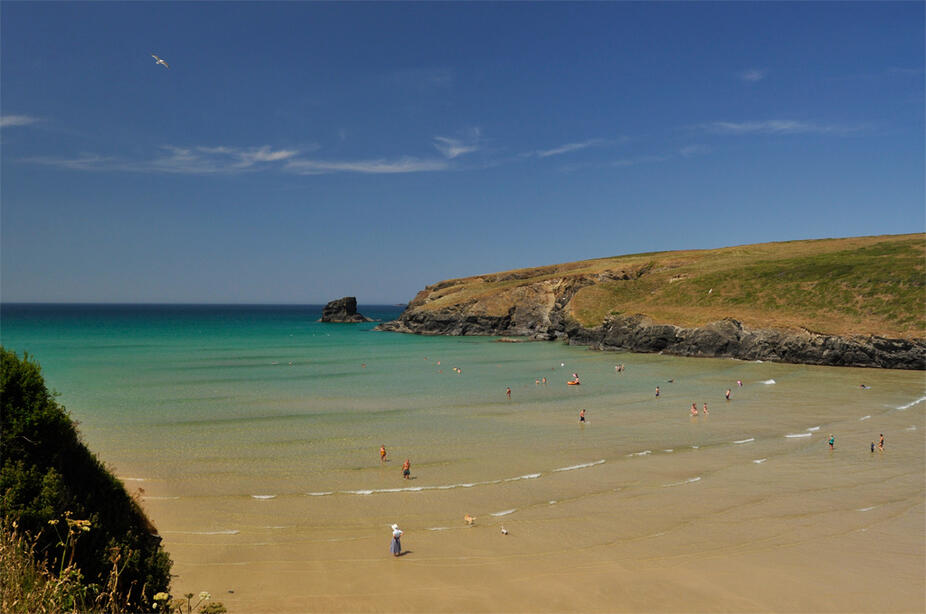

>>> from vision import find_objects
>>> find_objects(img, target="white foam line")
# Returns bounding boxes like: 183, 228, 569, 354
859, 415, 871, 421
548, 500, 557, 505
856, 506, 877, 512
905, 425, 917, 431
806, 426, 821, 432
785, 433, 813, 438
251, 495, 276, 500
627, 450, 652, 457
663, 449, 674, 453
553, 460, 605, 472
307, 491, 333, 496
490, 508, 516, 517
752, 458, 767, 464
663, 477, 701, 488
896, 395, 926, 411
505, 473, 542, 481
120, 477, 147, 482
760, 379, 776, 385
427, 526, 450, 531
734, 438, 755, 444
143, 496, 180, 500
163, 530, 239, 535
691, 445, 700, 449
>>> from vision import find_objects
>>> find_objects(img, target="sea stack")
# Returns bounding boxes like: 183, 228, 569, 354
320, 297, 372, 323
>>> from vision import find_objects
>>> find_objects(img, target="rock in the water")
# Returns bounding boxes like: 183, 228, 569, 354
320, 297, 372, 323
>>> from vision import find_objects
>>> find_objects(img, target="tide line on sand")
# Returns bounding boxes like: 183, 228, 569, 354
785, 433, 813, 439
553, 460, 605, 472
662, 476, 701, 488
896, 395, 926, 411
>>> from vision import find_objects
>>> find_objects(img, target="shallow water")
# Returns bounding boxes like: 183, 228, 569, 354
3, 304, 923, 612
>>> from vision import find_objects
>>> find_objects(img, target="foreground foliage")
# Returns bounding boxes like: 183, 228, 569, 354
1, 348, 172, 611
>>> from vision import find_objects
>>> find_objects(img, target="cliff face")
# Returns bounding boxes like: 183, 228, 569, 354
376, 237, 926, 371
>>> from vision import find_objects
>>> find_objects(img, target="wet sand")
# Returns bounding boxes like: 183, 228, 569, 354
142, 393, 924, 613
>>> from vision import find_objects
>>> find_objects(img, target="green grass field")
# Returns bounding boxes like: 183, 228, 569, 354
412, 234, 925, 339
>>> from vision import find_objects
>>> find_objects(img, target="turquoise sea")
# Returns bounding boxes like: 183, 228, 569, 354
2, 304, 924, 612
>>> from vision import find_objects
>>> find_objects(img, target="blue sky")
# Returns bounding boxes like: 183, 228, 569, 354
2, 1, 923, 304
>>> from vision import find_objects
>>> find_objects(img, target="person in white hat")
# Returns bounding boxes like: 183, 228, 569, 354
390, 524, 403, 557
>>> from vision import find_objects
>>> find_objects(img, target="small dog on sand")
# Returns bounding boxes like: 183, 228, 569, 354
464, 514, 476, 526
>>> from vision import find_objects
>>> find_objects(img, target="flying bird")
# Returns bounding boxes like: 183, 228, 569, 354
151, 54, 169, 69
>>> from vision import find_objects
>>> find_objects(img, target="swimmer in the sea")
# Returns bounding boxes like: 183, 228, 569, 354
725, 389, 731, 401
506, 386, 511, 400
655, 386, 660, 398
702, 402, 709, 415
690, 403, 698, 416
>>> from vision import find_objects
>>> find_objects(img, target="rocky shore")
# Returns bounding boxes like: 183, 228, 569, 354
377, 309, 926, 370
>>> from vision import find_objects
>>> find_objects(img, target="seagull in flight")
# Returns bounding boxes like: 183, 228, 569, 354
151, 54, 169, 69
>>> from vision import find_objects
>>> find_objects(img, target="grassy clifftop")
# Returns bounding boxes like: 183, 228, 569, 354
409, 234, 925, 339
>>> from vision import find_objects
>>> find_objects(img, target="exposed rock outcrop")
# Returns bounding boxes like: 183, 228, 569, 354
320, 297, 372, 323
565, 315, 926, 370
377, 293, 926, 370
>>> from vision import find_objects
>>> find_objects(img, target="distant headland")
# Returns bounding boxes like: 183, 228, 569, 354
377, 234, 926, 370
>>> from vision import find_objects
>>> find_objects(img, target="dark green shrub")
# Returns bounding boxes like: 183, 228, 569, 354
1, 348, 172, 610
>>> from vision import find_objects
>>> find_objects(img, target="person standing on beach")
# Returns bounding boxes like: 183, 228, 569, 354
655, 386, 660, 398
878, 433, 884, 452
506, 386, 511, 400
725, 389, 732, 401
390, 524, 403, 557
828, 434, 835, 449
690, 403, 698, 416
380, 445, 387, 463
703, 402, 709, 415
402, 458, 411, 479
579, 409, 586, 423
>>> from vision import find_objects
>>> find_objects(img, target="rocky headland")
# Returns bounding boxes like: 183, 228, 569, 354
376, 234, 926, 370
320, 296, 373, 323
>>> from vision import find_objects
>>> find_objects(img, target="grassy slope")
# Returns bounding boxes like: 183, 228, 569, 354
413, 234, 925, 339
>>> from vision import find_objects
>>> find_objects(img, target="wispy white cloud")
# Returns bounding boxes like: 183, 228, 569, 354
739, 68, 766, 83
433, 137, 478, 159
610, 154, 669, 167
433, 128, 482, 159
1, 114, 40, 128
285, 157, 448, 175
702, 120, 864, 136
22, 145, 303, 174
523, 138, 608, 158
679, 144, 711, 157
